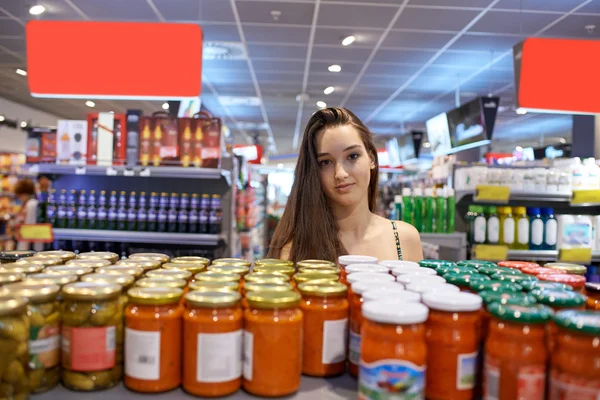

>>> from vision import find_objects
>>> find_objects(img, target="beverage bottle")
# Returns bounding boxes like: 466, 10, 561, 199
209, 194, 223, 234
37, 191, 48, 223
199, 195, 209, 234
147, 198, 158, 233
413, 188, 424, 232
423, 188, 434, 233
434, 187, 447, 233
499, 207, 515, 248
149, 192, 159, 209
465, 205, 476, 245
47, 189, 57, 227
157, 205, 168, 232
471, 205, 486, 245
107, 191, 118, 230
87, 190, 97, 230
56, 189, 67, 228
446, 188, 455, 233
542, 208, 558, 251
76, 190, 87, 229
401, 188, 413, 225
167, 193, 179, 233
66, 190, 77, 229
97, 190, 108, 230
514, 206, 529, 250
188, 194, 200, 234
180, 193, 189, 211
126, 192, 138, 231
178, 193, 189, 233
528, 208, 544, 251
117, 191, 127, 231
137, 192, 148, 232
486, 206, 500, 245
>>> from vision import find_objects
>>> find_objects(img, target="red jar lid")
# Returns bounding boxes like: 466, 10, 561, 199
538, 273, 586, 289
521, 266, 566, 276
498, 261, 540, 270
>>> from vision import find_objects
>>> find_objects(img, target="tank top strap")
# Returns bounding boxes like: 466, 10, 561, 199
391, 221, 403, 260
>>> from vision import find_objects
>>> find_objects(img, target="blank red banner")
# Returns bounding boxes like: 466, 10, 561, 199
26, 21, 202, 100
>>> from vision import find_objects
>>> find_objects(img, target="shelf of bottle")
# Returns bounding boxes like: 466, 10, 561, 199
456, 190, 573, 205
506, 249, 600, 262
52, 229, 222, 246
419, 232, 467, 249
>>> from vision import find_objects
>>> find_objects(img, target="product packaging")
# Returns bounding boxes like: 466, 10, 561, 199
87, 113, 127, 166
26, 127, 57, 163
56, 120, 88, 165
178, 111, 223, 168
125, 110, 142, 167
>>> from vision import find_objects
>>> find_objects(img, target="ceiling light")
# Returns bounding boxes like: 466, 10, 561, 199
85, 100, 95, 108
29, 5, 45, 15
0, 116, 4, 122
342, 36, 355, 46
162, 102, 169, 110
20, 121, 27, 128
516, 108, 527, 115
277, 163, 284, 169
422, 142, 431, 148
328, 64, 341, 73
16, 69, 27, 76
559, 137, 566, 144
324, 86, 334, 95
515, 146, 523, 152
316, 101, 327, 109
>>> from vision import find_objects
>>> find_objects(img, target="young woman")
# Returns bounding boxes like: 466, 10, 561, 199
268, 107, 422, 262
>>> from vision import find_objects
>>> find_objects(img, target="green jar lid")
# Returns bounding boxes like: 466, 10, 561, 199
437, 265, 477, 275
419, 260, 455, 269
470, 280, 523, 293
531, 289, 587, 308
487, 303, 553, 324
444, 272, 491, 287
553, 310, 600, 335
521, 280, 573, 292
490, 273, 538, 286
478, 265, 508, 276
494, 267, 523, 275
457, 260, 497, 269
479, 290, 537, 306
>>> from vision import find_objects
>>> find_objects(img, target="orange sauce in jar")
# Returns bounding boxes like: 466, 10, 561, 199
359, 300, 428, 398
484, 303, 553, 400
183, 291, 243, 397
241, 282, 293, 309
549, 310, 600, 398
298, 282, 348, 377
585, 282, 600, 310
538, 273, 586, 293
422, 292, 482, 400
124, 287, 183, 393
243, 291, 303, 397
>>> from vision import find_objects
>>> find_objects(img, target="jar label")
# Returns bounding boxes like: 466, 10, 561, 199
516, 365, 545, 400
550, 368, 600, 399
359, 359, 425, 399
518, 218, 529, 244
484, 356, 500, 399
29, 324, 60, 368
531, 219, 544, 245
197, 330, 242, 383
242, 330, 253, 381
503, 218, 515, 244
456, 352, 477, 390
124, 328, 160, 380
545, 219, 558, 246
322, 318, 348, 364
62, 326, 116, 371
348, 330, 361, 366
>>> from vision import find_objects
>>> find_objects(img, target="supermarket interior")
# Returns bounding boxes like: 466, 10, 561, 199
1, 0, 600, 399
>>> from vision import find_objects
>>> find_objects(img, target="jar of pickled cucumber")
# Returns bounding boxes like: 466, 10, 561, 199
65, 259, 112, 269
77, 252, 119, 264
129, 253, 170, 265
60, 282, 123, 391
0, 250, 35, 264
0, 295, 30, 399
97, 265, 144, 280
162, 262, 207, 275
24, 273, 78, 288
82, 273, 135, 313
18, 256, 62, 267
117, 259, 161, 272
171, 256, 210, 266
0, 272, 24, 286
6, 283, 61, 393
0, 263, 45, 275
146, 269, 192, 282
45, 266, 94, 278
36, 250, 77, 263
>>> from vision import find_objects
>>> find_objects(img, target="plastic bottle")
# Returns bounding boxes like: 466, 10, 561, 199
584, 157, 600, 189
513, 206, 529, 250
394, 195, 403, 222
486, 206, 500, 245
446, 188, 455, 234
472, 206, 487, 245
423, 188, 434, 233
557, 214, 592, 249
593, 215, 600, 251
498, 207, 515, 248
465, 206, 476, 245
571, 157, 584, 189
413, 188, 424, 233
542, 208, 557, 250
402, 188, 413, 225
434, 187, 446, 234
528, 208, 544, 250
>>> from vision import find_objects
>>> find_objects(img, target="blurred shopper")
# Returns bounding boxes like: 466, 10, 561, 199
13, 178, 43, 251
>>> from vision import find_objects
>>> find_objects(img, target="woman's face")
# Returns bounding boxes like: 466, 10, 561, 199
315, 124, 373, 208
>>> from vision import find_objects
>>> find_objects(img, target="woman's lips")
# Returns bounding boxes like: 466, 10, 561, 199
335, 183, 355, 192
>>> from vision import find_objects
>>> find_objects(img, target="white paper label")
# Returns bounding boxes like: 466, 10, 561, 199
196, 330, 242, 383
348, 330, 361, 365
474, 216, 487, 243
531, 219, 544, 246
545, 219, 558, 246
322, 318, 348, 364
456, 352, 477, 390
518, 218, 529, 244
125, 328, 160, 380
242, 330, 253, 381
503, 218, 515, 244
30, 335, 60, 354
487, 217, 500, 244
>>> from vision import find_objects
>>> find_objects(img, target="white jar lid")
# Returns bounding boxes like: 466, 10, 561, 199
338, 255, 378, 266
380, 260, 420, 269
352, 281, 404, 295
406, 282, 460, 294
391, 266, 437, 277
422, 292, 482, 312
345, 264, 389, 274
362, 299, 429, 325
396, 274, 446, 286
362, 289, 421, 303
347, 272, 395, 284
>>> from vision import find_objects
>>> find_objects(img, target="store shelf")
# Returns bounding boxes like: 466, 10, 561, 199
507, 249, 600, 262
420, 232, 467, 249
35, 376, 356, 400
53, 229, 222, 246
456, 190, 573, 205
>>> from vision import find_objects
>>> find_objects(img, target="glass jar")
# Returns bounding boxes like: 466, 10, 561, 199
337, 255, 377, 284
293, 272, 338, 286
194, 272, 241, 285
521, 280, 572, 292
128, 252, 169, 265
395, 274, 446, 287
419, 259, 456, 270
298, 282, 348, 377
65, 259, 112, 269
37, 250, 77, 263
360, 300, 428, 398
77, 251, 119, 264
23, 255, 62, 267
497, 260, 539, 271
254, 259, 294, 268
457, 260, 496, 269
0, 295, 30, 399
183, 291, 243, 397
252, 264, 295, 277
406, 282, 461, 295
585, 282, 600, 310
207, 265, 251, 277
297, 263, 339, 274
135, 277, 186, 290
243, 291, 302, 397
81, 273, 135, 312
477, 291, 537, 342
25, 273, 78, 288
484, 303, 553, 400
241, 282, 293, 309
550, 310, 600, 397
538, 273, 586, 293
162, 262, 206, 276
297, 259, 336, 270
5, 283, 61, 393
443, 272, 490, 292
423, 292, 482, 400
171, 256, 209, 266
189, 280, 240, 293
117, 259, 161, 273
146, 269, 192, 282
97, 265, 144, 280
470, 280, 523, 293
0, 249, 35, 263
489, 272, 538, 287
0, 262, 45, 275
61, 282, 123, 391
45, 265, 94, 278
521, 265, 566, 276
545, 262, 587, 276
437, 265, 478, 276
124, 287, 183, 393
0, 271, 24, 286
244, 272, 288, 286
211, 258, 250, 268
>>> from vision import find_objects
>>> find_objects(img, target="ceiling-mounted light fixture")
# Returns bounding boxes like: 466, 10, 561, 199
422, 142, 431, 148
559, 137, 566, 144
316, 101, 327, 109
328, 64, 341, 73
16, 69, 27, 76
342, 36, 355, 46
324, 86, 334, 95
29, 5, 46, 15
0, 116, 5, 122
162, 102, 169, 110
515, 146, 523, 152
85, 100, 95, 108
516, 108, 527, 115
20, 121, 28, 128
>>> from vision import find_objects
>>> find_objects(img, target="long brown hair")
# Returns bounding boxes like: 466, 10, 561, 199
268, 107, 379, 262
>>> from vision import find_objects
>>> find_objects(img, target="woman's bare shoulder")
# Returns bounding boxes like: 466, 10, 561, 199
279, 242, 292, 261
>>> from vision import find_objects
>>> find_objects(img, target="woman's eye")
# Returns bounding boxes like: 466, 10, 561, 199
318, 159, 331, 167
348, 153, 360, 161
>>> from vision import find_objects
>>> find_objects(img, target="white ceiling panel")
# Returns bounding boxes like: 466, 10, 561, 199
470, 10, 562, 34
395, 7, 483, 31
318, 3, 397, 28
152, 0, 235, 22
493, 0, 588, 12
236, 1, 314, 25
73, 0, 159, 21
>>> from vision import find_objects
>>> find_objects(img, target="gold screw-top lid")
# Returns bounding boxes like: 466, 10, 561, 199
296, 260, 337, 269
193, 272, 241, 283
162, 262, 207, 274
294, 272, 339, 285
66, 259, 112, 269
146, 269, 192, 281
129, 253, 170, 264
254, 259, 294, 268
253, 265, 295, 277
298, 281, 347, 297
0, 272, 25, 285
45, 265, 94, 276
0, 263, 45, 275
17, 256, 62, 267
0, 296, 28, 317
36, 250, 77, 262
96, 265, 144, 278
297, 265, 340, 274
185, 290, 241, 308
207, 265, 250, 276
245, 272, 289, 284
78, 252, 119, 263
545, 262, 587, 276
135, 277, 187, 289
127, 287, 183, 306
82, 273, 135, 288
4, 282, 60, 303
243, 282, 293, 295
117, 259, 161, 271
211, 258, 251, 268
188, 281, 240, 292
246, 291, 301, 309
62, 282, 122, 301
171, 256, 210, 266
24, 273, 78, 286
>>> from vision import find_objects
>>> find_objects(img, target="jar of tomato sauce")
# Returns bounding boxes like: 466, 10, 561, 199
585, 282, 600, 310
396, 274, 445, 287
497, 260, 540, 270
531, 289, 586, 312
298, 282, 348, 377
538, 273, 586, 293
359, 300, 428, 398
422, 292, 483, 400
129, 252, 169, 265
183, 291, 243, 397
457, 260, 497, 269
211, 258, 250, 268
208, 264, 251, 277
97, 265, 144, 280
118, 259, 162, 273
478, 291, 537, 341
255, 259, 294, 269
243, 291, 302, 397
253, 264, 295, 278
550, 310, 600, 398
520, 280, 572, 292
189, 280, 240, 293
470, 280, 523, 293
484, 303, 553, 400
241, 282, 293, 309
294, 272, 338, 286
520, 265, 565, 276
171, 256, 210, 266
489, 272, 538, 288
162, 262, 206, 276
338, 255, 377, 283
124, 287, 183, 393
419, 259, 456, 270
443, 272, 490, 292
